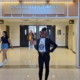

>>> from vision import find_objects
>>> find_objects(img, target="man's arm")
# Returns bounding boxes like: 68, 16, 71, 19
49, 39, 58, 52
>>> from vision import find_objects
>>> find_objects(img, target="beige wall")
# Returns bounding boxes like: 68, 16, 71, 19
0, 25, 6, 50
0, 21, 10, 49
66, 20, 77, 52
9, 22, 66, 46
1, 2, 78, 17
0, 2, 2, 16
68, 25, 73, 50
10, 23, 20, 46
0, 21, 76, 50
73, 20, 77, 52
0, 25, 1, 50
56, 23, 66, 46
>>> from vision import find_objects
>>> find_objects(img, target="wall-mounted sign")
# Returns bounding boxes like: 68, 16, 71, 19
57, 30, 61, 35
69, 20, 74, 24
3, 3, 65, 14
0, 20, 4, 24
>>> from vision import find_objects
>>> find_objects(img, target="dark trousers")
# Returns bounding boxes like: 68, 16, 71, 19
38, 53, 50, 80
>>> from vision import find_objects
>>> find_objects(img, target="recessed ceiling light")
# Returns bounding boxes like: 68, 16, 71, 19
24, 19, 28, 21
32, 1, 37, 3
45, 20, 50, 21
10, 1, 13, 3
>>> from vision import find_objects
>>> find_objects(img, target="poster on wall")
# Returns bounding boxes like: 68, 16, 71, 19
57, 30, 61, 35
0, 20, 4, 24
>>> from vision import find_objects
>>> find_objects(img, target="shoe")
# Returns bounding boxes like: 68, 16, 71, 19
0, 62, 4, 67
5, 59, 10, 64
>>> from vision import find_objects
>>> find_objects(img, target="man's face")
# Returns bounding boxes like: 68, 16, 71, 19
41, 31, 47, 38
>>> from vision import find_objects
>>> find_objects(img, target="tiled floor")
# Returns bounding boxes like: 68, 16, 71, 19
0, 68, 80, 80
0, 48, 76, 66
0, 48, 78, 80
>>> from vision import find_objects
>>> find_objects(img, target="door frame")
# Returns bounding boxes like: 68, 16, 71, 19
20, 25, 29, 47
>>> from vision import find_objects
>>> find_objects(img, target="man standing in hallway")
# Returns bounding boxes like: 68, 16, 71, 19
32, 27, 58, 80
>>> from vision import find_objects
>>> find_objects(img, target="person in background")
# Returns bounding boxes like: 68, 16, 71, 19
0, 31, 13, 67
33, 33, 37, 40
40, 31, 42, 38
32, 27, 58, 80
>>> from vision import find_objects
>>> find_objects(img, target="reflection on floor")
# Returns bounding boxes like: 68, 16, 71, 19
0, 69, 80, 80
0, 48, 76, 68
0, 48, 79, 80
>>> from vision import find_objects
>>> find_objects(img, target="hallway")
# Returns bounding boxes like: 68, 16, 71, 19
0, 48, 76, 67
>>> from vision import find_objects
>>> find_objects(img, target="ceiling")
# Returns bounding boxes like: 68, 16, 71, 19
1, 19, 75, 23
0, 0, 74, 2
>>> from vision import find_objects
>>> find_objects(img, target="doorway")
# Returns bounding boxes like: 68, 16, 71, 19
20, 25, 29, 47
65, 25, 69, 48
47, 25, 55, 42
29, 26, 36, 47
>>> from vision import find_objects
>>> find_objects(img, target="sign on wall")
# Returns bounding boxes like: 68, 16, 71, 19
0, 20, 4, 24
3, 3, 65, 14
69, 20, 74, 24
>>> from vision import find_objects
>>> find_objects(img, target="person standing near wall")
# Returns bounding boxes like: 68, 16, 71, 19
32, 28, 58, 80
0, 31, 13, 67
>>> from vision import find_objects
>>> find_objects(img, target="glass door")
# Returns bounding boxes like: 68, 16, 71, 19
29, 26, 36, 48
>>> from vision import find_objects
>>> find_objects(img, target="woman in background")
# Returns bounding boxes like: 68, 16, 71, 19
0, 31, 13, 67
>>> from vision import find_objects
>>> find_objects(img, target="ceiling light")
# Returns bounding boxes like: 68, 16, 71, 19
45, 20, 50, 21
19, 0, 23, 3
32, 1, 37, 3
10, 1, 13, 3
24, 19, 28, 21
46, 0, 50, 3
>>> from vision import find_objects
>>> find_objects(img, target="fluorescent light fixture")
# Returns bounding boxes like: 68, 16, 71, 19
32, 1, 37, 3
10, 1, 13, 3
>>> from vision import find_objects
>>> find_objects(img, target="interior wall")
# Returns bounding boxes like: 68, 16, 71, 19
68, 25, 73, 50
66, 20, 77, 52
1, 21, 77, 49
1, 25, 6, 32
0, 25, 6, 50
0, 2, 2, 16
0, 21, 10, 50
10, 23, 20, 46
56, 24, 66, 46
9, 22, 66, 47
0, 25, 1, 50
1, 2, 78, 17
73, 20, 77, 52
